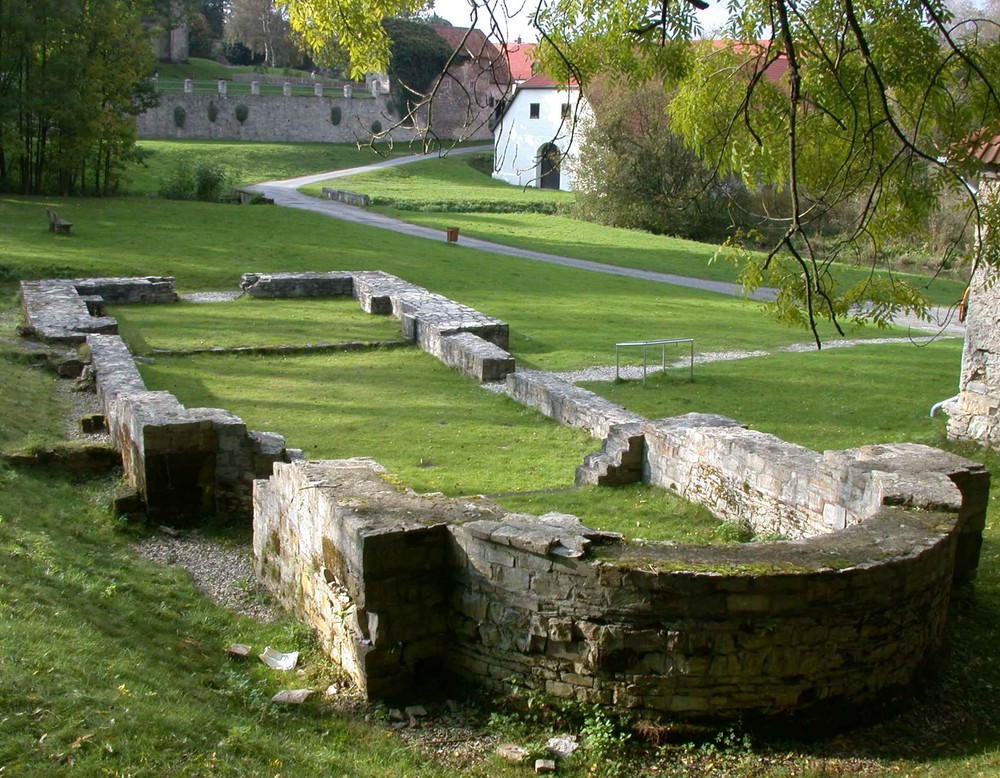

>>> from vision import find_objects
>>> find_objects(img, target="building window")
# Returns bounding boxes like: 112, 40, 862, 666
529, 103, 540, 119
561, 103, 571, 119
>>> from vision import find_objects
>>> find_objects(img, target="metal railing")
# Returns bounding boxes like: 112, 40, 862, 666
615, 337, 694, 384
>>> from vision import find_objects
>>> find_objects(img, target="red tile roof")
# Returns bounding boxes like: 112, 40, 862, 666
504, 42, 537, 81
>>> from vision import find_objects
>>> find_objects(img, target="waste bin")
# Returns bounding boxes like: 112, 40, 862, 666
446, 227, 460, 243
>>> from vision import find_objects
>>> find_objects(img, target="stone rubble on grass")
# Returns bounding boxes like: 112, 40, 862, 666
271, 688, 313, 704
496, 743, 529, 762
546, 735, 578, 759
534, 758, 557, 773
227, 643, 252, 658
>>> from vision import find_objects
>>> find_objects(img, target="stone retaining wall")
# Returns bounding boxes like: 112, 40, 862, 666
137, 93, 418, 144
576, 416, 987, 582
253, 448, 986, 722
322, 188, 372, 207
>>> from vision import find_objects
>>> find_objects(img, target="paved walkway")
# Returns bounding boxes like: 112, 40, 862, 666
250, 149, 965, 338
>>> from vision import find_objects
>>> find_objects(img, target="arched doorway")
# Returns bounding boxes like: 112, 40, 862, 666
538, 143, 561, 190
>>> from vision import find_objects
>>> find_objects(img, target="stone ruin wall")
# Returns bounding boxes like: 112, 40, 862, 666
948, 260, 1000, 445
254, 444, 984, 721
19, 272, 991, 721
18, 271, 517, 520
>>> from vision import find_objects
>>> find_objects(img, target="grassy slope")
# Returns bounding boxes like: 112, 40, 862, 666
154, 57, 313, 81
317, 156, 968, 308
0, 137, 996, 774
300, 154, 572, 210
124, 140, 407, 195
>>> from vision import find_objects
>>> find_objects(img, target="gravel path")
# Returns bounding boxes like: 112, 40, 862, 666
132, 531, 280, 622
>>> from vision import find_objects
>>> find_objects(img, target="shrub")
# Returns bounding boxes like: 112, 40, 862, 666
235, 103, 249, 124
369, 197, 561, 215
330, 105, 342, 125
194, 162, 227, 201
159, 161, 229, 202
173, 105, 186, 129
370, 119, 382, 134
207, 101, 218, 123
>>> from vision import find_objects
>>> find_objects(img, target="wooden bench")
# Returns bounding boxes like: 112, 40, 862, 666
46, 208, 72, 235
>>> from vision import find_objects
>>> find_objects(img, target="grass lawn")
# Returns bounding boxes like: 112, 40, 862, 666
135, 348, 598, 497
109, 297, 404, 354
1, 195, 910, 373
582, 340, 963, 453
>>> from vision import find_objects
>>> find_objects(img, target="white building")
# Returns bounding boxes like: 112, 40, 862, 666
492, 75, 588, 192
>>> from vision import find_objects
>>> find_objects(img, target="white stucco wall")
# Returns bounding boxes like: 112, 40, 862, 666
492, 86, 587, 192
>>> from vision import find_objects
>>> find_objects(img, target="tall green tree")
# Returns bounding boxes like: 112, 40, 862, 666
284, 0, 1000, 345
0, 0, 157, 195
575, 78, 744, 242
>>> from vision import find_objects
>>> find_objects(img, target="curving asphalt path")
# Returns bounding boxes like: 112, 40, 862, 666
250, 148, 964, 338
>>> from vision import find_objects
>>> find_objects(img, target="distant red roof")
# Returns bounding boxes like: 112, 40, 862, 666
504, 42, 537, 82
971, 128, 1000, 167
517, 73, 577, 89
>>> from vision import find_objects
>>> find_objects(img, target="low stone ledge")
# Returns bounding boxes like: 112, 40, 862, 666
506, 369, 646, 439
147, 339, 410, 357
240, 271, 355, 298
72, 276, 178, 305
438, 332, 515, 382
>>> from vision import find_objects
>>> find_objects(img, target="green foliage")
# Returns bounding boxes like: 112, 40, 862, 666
382, 17, 453, 121
207, 100, 219, 122
0, 0, 158, 195
370, 119, 383, 134
284, 0, 428, 78
330, 105, 343, 125
173, 104, 187, 128
575, 79, 745, 243
234, 103, 249, 124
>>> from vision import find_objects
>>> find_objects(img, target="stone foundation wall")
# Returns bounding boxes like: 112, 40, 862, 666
506, 369, 646, 438
88, 333, 292, 521
948, 262, 1000, 445
578, 415, 987, 582
253, 450, 984, 721
239, 270, 514, 382
19, 277, 177, 344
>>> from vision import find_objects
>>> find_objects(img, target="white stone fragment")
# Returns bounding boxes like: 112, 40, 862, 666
259, 647, 299, 670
